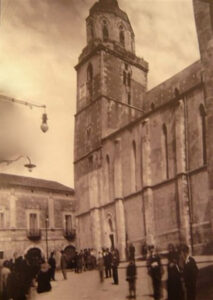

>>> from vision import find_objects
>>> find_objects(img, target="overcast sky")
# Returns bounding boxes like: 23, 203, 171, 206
0, 0, 199, 187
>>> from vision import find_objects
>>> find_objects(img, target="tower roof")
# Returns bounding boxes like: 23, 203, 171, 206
89, 0, 129, 23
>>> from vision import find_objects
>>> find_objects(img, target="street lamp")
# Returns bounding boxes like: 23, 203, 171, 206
0, 155, 36, 172
0, 95, 49, 133
41, 112, 48, 133
45, 213, 49, 260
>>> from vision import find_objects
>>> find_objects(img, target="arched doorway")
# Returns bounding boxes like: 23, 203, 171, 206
108, 218, 115, 250
105, 215, 116, 250
25, 247, 42, 275
64, 245, 76, 269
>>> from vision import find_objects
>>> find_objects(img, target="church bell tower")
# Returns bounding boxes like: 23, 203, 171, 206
74, 0, 148, 255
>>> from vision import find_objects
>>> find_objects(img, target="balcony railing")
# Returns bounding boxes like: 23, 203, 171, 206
64, 229, 76, 241
27, 229, 42, 241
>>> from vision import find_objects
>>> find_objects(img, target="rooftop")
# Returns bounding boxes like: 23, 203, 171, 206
0, 173, 74, 194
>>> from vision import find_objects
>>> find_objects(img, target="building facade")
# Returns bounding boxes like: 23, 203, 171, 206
0, 173, 76, 261
74, 0, 213, 259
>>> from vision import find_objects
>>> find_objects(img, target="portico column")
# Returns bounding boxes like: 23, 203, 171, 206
114, 138, 126, 261
141, 119, 155, 245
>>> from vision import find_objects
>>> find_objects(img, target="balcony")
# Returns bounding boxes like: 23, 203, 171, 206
27, 229, 42, 241
64, 229, 76, 241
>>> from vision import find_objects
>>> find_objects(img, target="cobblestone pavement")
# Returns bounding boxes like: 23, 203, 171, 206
34, 267, 167, 300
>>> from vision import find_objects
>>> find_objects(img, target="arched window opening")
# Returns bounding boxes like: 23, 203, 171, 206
123, 64, 131, 87
162, 124, 169, 179
87, 63, 93, 82
119, 25, 125, 46
199, 104, 207, 165
102, 20, 109, 41
87, 63, 93, 99
132, 140, 137, 191
127, 73, 131, 87
128, 93, 131, 105
123, 71, 126, 85
108, 218, 113, 232
88, 20, 94, 40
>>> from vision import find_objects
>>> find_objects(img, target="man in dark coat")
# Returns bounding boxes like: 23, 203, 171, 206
103, 249, 112, 278
167, 245, 184, 300
129, 243, 135, 261
180, 244, 198, 300
126, 259, 137, 298
48, 252, 56, 281
147, 246, 162, 300
7, 257, 31, 300
111, 250, 119, 284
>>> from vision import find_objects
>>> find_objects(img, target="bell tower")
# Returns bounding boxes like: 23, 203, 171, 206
75, 0, 149, 160
74, 0, 148, 254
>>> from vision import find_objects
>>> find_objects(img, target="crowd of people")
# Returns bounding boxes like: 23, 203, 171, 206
140, 243, 198, 300
97, 248, 120, 284
0, 243, 199, 300
0, 250, 69, 300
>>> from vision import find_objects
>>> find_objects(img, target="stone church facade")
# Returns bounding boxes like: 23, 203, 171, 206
74, 0, 213, 259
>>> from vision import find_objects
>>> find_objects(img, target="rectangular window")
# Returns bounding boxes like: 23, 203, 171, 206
65, 215, 72, 232
29, 213, 38, 230
0, 213, 4, 229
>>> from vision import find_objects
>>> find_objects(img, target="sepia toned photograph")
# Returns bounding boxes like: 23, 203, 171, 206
0, 0, 213, 299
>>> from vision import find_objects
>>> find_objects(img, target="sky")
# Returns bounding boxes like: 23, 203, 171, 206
0, 0, 200, 188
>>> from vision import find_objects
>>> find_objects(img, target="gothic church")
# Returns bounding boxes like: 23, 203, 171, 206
74, 0, 213, 260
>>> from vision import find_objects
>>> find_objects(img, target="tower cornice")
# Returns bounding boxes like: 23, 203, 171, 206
75, 43, 148, 73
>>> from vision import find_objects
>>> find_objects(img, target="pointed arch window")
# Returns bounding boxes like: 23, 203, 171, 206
199, 104, 207, 165
106, 155, 111, 200
87, 63, 93, 100
131, 140, 137, 191
89, 21, 94, 39
162, 124, 169, 179
102, 20, 109, 41
87, 63, 93, 82
123, 64, 131, 87
119, 25, 125, 46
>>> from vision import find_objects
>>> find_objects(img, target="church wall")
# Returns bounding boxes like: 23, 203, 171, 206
124, 194, 145, 257
190, 170, 211, 253
78, 213, 92, 250
147, 106, 176, 185
74, 100, 102, 160
153, 181, 179, 249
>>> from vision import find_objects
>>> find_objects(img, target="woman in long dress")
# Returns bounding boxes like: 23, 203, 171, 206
37, 261, 51, 294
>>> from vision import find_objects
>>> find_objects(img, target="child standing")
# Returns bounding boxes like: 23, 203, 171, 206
126, 260, 137, 298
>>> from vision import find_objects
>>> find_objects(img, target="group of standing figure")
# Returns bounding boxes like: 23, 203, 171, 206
147, 244, 198, 300
97, 248, 120, 284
